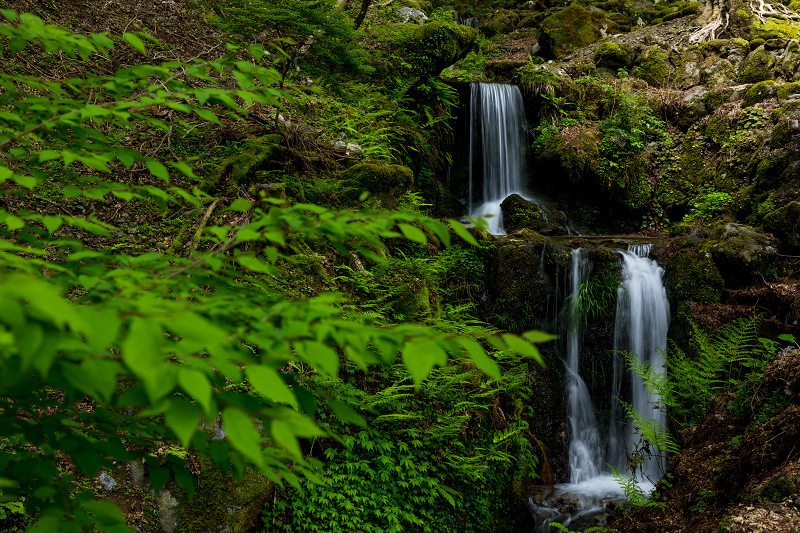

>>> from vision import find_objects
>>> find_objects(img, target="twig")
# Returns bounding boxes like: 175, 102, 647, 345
188, 198, 219, 256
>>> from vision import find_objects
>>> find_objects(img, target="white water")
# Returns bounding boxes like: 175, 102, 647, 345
613, 244, 670, 483
533, 245, 670, 531
468, 83, 528, 235
565, 250, 602, 484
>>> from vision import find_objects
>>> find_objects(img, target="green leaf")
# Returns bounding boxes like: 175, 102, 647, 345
448, 220, 478, 245
227, 198, 252, 212
123, 32, 146, 54
297, 341, 339, 376
327, 398, 366, 427
178, 368, 213, 417
456, 337, 500, 379
398, 223, 427, 245
502, 334, 544, 365
222, 408, 264, 468
146, 159, 170, 182
166, 398, 200, 448
401, 341, 446, 386
270, 418, 301, 458
522, 330, 558, 344
246, 365, 298, 408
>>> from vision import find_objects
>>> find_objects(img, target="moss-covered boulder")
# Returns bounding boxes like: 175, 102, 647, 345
750, 17, 800, 40
763, 201, 800, 250
402, 21, 477, 77
538, 5, 617, 59
706, 223, 778, 286
200, 135, 284, 195
339, 163, 413, 209
500, 194, 569, 235
539, 125, 601, 187
593, 42, 635, 71
663, 246, 725, 303
738, 45, 776, 83
634, 46, 670, 87
743, 80, 778, 106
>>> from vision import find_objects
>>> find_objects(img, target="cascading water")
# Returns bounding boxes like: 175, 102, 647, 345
612, 244, 670, 484
468, 83, 527, 235
565, 250, 602, 484
531, 245, 671, 531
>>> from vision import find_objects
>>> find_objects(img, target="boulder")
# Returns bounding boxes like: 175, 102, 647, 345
538, 5, 617, 59
339, 162, 414, 209
762, 201, 800, 251
402, 21, 477, 77
397, 6, 427, 25
706, 223, 778, 286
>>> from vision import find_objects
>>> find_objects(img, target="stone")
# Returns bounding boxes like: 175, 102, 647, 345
345, 142, 363, 156
98, 471, 119, 492
706, 223, 778, 286
333, 140, 347, 153
531, 42, 542, 56
157, 489, 180, 533
130, 460, 148, 489
339, 162, 414, 209
397, 7, 427, 25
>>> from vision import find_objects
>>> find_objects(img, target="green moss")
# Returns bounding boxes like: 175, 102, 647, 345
777, 81, 800, 100
770, 117, 800, 148
703, 88, 733, 113
750, 18, 800, 40
539, 5, 616, 59
594, 42, 635, 70
200, 135, 284, 195
633, 46, 670, 87
790, 0, 800, 11
743, 80, 777, 107
763, 201, 800, 250
738, 46, 775, 83
402, 21, 478, 77
541, 126, 601, 184
754, 151, 788, 192
178, 464, 272, 533
665, 248, 725, 303
748, 38, 766, 49
705, 222, 778, 286
339, 162, 414, 209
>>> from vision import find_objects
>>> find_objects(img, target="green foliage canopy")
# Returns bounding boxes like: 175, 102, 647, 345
0, 11, 550, 531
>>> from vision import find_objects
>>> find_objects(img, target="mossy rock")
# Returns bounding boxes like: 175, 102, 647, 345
593, 42, 635, 70
633, 46, 670, 88
499, 194, 568, 235
402, 21, 477, 77
201, 135, 284, 195
703, 87, 734, 113
749, 38, 766, 49
705, 222, 778, 286
743, 80, 777, 106
770, 114, 800, 148
401, 0, 433, 12
738, 46, 776, 83
750, 18, 800, 40
339, 162, 413, 209
757, 475, 800, 503
763, 201, 800, 250
538, 5, 617, 59
664, 247, 725, 303
777, 81, 800, 100
178, 465, 271, 533
540, 125, 601, 187
484, 9, 520, 37
754, 151, 789, 192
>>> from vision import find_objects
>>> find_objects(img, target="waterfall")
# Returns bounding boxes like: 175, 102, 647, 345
565, 249, 603, 484
468, 83, 527, 235
613, 244, 670, 483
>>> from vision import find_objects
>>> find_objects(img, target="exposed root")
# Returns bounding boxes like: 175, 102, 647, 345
689, 12, 730, 43
749, 0, 800, 23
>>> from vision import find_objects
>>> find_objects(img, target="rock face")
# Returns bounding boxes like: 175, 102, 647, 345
706, 223, 778, 286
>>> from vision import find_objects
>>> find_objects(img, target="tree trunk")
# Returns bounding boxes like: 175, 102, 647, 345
353, 0, 372, 29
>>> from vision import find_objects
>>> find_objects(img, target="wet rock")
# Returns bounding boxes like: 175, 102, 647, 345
538, 5, 617, 59
345, 142, 363, 156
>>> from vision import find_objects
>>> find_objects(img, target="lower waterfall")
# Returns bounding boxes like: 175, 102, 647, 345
531, 245, 670, 531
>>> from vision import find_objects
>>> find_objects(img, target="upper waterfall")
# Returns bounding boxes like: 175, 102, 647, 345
468, 82, 527, 235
